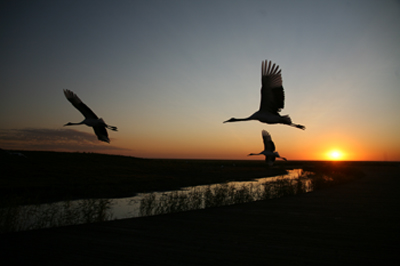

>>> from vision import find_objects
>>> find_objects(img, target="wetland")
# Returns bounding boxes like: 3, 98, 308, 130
1, 150, 369, 232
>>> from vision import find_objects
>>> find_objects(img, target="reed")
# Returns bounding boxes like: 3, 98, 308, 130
0, 198, 113, 233
139, 193, 157, 217
138, 173, 314, 218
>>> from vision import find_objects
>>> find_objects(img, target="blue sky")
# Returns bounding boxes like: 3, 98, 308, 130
1, 0, 399, 161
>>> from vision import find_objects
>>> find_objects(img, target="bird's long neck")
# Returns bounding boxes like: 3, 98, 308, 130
235, 117, 252, 122
224, 116, 254, 123
64, 121, 84, 126
248, 152, 262, 156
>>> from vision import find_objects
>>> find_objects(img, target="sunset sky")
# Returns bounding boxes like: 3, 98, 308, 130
1, 0, 399, 161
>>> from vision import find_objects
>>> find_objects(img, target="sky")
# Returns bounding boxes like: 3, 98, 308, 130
1, 0, 400, 161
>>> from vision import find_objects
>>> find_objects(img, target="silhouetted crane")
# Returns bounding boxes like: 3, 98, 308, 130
224, 60, 305, 130
63, 89, 117, 143
248, 130, 287, 166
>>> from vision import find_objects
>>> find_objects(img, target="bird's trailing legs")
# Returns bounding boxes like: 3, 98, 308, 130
291, 123, 305, 130
106, 125, 118, 131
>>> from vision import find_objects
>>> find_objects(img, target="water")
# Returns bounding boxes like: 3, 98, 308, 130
113, 169, 313, 218
0, 169, 314, 233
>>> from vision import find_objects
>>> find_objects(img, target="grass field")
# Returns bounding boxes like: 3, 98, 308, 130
0, 150, 379, 205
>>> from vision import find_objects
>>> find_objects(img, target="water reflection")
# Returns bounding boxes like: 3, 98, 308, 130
1, 169, 313, 233
133, 169, 313, 217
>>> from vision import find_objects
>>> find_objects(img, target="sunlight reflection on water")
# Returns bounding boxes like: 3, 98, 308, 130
111, 169, 313, 219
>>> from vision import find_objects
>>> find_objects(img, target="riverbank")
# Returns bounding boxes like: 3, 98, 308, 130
1, 150, 287, 205
0, 150, 370, 205
2, 163, 399, 265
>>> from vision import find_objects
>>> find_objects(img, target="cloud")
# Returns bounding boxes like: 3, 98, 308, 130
0, 128, 129, 153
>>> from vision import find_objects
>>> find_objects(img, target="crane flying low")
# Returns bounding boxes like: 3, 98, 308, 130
248, 130, 287, 166
63, 89, 117, 143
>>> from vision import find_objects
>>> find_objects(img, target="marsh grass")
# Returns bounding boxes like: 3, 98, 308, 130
139, 171, 313, 217
0, 198, 113, 233
139, 187, 204, 216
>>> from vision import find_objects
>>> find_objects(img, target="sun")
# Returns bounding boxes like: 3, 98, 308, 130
327, 150, 344, 161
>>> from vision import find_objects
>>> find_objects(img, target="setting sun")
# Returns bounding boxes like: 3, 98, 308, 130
328, 150, 344, 161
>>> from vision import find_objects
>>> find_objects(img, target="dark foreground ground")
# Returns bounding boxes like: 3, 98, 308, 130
2, 162, 399, 265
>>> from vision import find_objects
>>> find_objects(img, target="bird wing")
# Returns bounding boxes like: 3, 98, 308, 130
93, 126, 110, 143
260, 60, 285, 114
64, 89, 99, 119
262, 130, 275, 152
